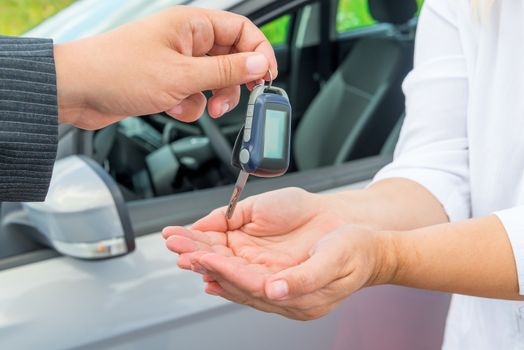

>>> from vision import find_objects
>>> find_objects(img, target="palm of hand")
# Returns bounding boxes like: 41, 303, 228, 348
164, 188, 346, 280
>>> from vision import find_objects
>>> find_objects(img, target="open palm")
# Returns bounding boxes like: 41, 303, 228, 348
163, 187, 347, 295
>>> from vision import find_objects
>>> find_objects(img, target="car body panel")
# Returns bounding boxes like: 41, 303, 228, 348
0, 183, 450, 350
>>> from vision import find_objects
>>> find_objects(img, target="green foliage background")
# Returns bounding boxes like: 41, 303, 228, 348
0, 0, 76, 36
262, 0, 425, 46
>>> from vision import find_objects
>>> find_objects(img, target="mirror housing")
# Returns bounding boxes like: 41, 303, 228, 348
23, 155, 135, 259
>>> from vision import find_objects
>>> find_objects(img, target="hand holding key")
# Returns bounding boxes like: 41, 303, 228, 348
54, 7, 278, 130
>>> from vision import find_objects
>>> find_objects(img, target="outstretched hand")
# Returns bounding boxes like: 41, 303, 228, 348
163, 188, 396, 320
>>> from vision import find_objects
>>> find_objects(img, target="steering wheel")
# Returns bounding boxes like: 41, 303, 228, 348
91, 111, 240, 183
197, 113, 240, 178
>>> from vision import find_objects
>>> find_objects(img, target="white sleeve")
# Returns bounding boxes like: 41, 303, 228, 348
373, 0, 471, 222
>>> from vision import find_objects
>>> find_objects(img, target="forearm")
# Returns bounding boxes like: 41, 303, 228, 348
388, 215, 521, 300
328, 178, 449, 231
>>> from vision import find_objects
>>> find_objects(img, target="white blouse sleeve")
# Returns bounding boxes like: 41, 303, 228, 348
373, 0, 471, 222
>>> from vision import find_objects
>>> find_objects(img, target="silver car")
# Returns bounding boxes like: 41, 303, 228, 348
0, 0, 450, 349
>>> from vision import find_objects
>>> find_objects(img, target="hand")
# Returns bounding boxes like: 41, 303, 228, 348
163, 188, 398, 320
54, 6, 277, 129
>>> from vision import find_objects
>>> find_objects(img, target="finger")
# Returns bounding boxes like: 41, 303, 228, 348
162, 226, 191, 240
183, 52, 270, 93
195, 10, 278, 79
192, 198, 254, 233
206, 281, 299, 319
196, 253, 267, 295
203, 275, 215, 283
166, 92, 206, 122
207, 47, 275, 86
162, 226, 227, 246
187, 250, 214, 274
208, 85, 241, 119
206, 279, 260, 306
271, 276, 352, 310
264, 230, 348, 301
204, 276, 334, 320
247, 79, 264, 91
166, 235, 213, 254
191, 207, 230, 232
192, 188, 313, 234
177, 253, 192, 269
177, 251, 228, 270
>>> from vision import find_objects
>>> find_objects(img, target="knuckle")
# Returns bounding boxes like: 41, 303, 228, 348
235, 293, 252, 307
215, 55, 234, 86
294, 272, 314, 294
155, 91, 178, 112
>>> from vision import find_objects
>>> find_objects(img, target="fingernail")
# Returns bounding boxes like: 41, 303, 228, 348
267, 280, 288, 300
192, 263, 208, 275
171, 104, 183, 115
222, 103, 230, 116
247, 54, 269, 75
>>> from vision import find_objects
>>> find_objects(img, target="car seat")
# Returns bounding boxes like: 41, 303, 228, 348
293, 0, 418, 170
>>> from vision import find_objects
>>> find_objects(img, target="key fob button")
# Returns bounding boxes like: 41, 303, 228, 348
243, 128, 252, 142
239, 149, 250, 164
245, 116, 253, 129
247, 104, 255, 117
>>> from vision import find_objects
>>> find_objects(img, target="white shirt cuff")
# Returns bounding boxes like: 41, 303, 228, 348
494, 206, 524, 295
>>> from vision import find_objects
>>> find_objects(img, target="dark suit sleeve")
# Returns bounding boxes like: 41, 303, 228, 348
0, 36, 58, 202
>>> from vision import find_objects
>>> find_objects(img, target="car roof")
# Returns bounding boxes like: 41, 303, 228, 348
24, 0, 247, 43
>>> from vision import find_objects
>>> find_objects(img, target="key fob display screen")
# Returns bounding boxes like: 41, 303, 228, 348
263, 109, 287, 159
232, 85, 292, 178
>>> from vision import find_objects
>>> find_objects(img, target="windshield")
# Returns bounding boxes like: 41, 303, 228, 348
25, 0, 244, 43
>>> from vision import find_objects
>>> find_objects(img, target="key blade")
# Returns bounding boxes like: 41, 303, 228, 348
226, 171, 250, 220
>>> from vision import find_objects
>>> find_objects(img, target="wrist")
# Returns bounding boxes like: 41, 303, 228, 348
324, 190, 381, 229
368, 230, 402, 286
54, 42, 87, 125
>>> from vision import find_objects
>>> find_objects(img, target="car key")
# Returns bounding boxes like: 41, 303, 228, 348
226, 72, 292, 220
225, 170, 250, 219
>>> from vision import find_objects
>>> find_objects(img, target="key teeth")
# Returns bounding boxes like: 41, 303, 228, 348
226, 187, 241, 219
226, 205, 234, 220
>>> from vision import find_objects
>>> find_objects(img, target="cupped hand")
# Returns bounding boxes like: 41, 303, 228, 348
163, 188, 397, 320
55, 6, 277, 129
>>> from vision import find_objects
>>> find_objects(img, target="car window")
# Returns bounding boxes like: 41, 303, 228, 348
261, 15, 292, 47
0, 0, 75, 36
336, 0, 424, 34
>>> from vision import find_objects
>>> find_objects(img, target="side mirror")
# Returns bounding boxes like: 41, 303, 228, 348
23, 156, 135, 259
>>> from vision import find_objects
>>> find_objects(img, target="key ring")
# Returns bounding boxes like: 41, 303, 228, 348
267, 70, 273, 89
253, 70, 274, 89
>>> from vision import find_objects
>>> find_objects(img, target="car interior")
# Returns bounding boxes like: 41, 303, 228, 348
0, 0, 419, 266
101, 0, 417, 198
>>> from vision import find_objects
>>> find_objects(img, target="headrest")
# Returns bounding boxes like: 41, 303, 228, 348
368, 0, 418, 25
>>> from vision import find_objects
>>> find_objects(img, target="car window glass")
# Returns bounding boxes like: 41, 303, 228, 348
261, 14, 292, 47
336, 0, 424, 34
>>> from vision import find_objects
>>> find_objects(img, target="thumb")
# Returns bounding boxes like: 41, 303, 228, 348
186, 52, 269, 92
264, 230, 347, 301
